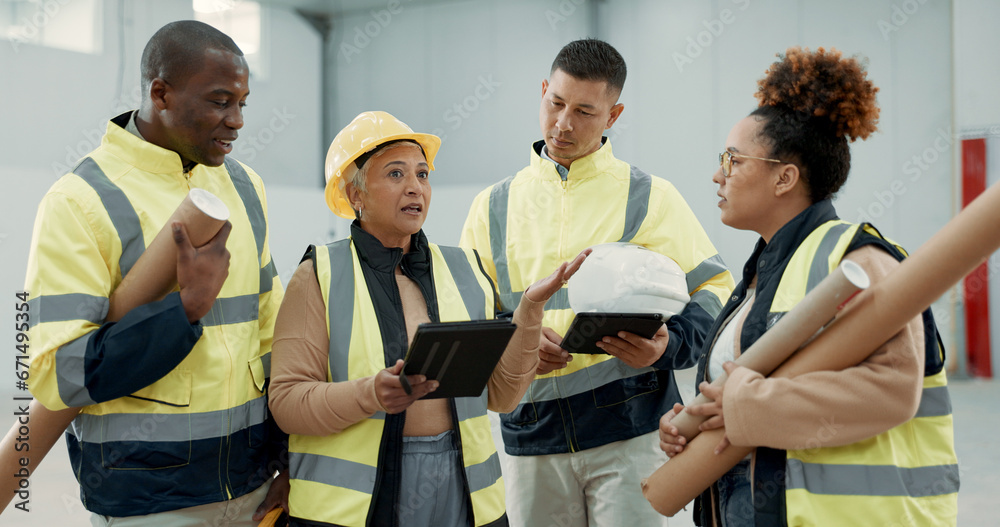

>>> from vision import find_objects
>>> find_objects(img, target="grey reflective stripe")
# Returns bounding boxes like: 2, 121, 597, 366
466, 452, 502, 493
289, 451, 376, 494
446, 391, 502, 494
487, 177, 515, 311
786, 459, 960, 498
500, 291, 519, 311
74, 157, 145, 277
686, 254, 728, 293
806, 223, 853, 291
260, 352, 272, 378
201, 294, 260, 326
225, 158, 265, 260
68, 396, 268, 443
438, 246, 487, 320
326, 240, 355, 382
55, 333, 97, 407
543, 288, 571, 311
27, 294, 109, 328
915, 385, 953, 418
522, 359, 654, 403
454, 392, 489, 421
617, 166, 652, 243
225, 158, 274, 298
689, 289, 724, 318
502, 288, 571, 313
259, 259, 277, 294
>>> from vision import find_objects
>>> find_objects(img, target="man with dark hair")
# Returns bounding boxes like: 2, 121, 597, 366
461, 38, 734, 525
26, 20, 287, 525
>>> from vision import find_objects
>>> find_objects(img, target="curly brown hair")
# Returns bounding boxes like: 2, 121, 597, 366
750, 47, 881, 202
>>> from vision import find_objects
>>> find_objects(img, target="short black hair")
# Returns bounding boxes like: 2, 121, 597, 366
550, 38, 627, 96
140, 20, 243, 94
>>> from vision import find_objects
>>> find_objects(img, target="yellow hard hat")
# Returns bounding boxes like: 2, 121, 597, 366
324, 111, 441, 218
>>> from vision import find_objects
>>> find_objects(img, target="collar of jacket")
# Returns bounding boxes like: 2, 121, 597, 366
529, 137, 616, 182
737, 198, 839, 352
104, 111, 196, 176
349, 220, 431, 276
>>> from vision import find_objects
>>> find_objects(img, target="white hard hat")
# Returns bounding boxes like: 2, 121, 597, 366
568, 242, 690, 318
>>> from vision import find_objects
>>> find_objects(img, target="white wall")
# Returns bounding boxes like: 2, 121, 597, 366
329, 0, 593, 207
326, 0, 959, 348
955, 0, 1000, 131
0, 0, 326, 438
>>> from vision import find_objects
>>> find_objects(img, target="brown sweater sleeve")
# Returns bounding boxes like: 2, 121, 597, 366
722, 245, 925, 450
486, 291, 544, 413
268, 261, 384, 436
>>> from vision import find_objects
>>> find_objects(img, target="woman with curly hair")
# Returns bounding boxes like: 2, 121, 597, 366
659, 47, 959, 526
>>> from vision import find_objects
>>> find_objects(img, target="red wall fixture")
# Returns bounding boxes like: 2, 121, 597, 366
961, 138, 992, 378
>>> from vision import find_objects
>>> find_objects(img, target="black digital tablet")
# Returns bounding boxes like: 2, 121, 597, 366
559, 313, 665, 354
400, 319, 517, 399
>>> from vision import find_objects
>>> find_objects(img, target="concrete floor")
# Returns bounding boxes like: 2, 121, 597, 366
1, 369, 995, 526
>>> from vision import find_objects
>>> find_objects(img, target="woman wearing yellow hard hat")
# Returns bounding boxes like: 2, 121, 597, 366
268, 111, 589, 527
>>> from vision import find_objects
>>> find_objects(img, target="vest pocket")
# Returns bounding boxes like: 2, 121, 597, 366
101, 370, 193, 470
504, 401, 539, 426
593, 368, 659, 408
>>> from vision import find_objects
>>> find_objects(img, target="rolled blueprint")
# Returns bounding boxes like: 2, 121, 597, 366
106, 188, 229, 322
643, 181, 1000, 516
667, 260, 870, 441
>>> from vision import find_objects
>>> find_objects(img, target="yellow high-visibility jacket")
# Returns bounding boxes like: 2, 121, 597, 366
25, 112, 284, 516
461, 139, 734, 455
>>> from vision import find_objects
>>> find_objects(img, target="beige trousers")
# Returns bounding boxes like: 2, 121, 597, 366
503, 430, 671, 527
90, 478, 271, 527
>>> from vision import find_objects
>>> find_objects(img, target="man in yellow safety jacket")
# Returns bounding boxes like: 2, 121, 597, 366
25, 21, 287, 525
461, 38, 734, 526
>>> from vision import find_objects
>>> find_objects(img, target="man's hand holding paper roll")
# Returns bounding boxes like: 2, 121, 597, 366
174, 219, 232, 323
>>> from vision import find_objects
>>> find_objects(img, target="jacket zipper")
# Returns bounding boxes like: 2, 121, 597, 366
557, 178, 578, 452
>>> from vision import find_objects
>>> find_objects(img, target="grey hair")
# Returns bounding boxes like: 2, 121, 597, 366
349, 141, 425, 219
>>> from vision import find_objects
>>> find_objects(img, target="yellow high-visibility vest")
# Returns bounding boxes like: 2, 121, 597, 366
288, 238, 505, 526
771, 220, 959, 526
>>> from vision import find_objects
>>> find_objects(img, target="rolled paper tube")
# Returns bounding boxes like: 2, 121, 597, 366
0, 402, 79, 512
643, 181, 1000, 517
668, 260, 870, 441
106, 188, 229, 322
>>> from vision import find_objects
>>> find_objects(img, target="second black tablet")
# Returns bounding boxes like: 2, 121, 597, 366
560, 313, 665, 354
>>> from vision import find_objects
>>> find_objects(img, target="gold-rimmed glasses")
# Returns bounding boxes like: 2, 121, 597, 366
719, 150, 785, 178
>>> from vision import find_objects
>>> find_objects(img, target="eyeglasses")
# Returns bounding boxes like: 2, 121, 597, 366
719, 150, 785, 178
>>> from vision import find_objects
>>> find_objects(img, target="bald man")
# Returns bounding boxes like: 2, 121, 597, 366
25, 20, 287, 526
